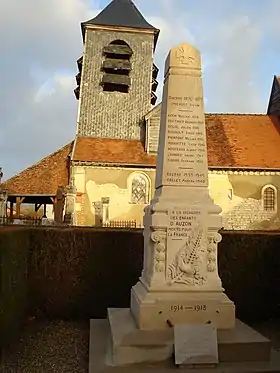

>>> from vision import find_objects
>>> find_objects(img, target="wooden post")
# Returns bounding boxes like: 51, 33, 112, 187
34, 203, 42, 218
43, 204, 47, 218
53, 187, 65, 224
10, 201, 14, 221
51, 197, 57, 221
15, 197, 25, 219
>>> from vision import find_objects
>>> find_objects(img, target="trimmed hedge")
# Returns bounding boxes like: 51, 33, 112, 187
27, 228, 280, 323
219, 231, 280, 322
28, 227, 143, 320
1, 226, 280, 349
0, 227, 29, 348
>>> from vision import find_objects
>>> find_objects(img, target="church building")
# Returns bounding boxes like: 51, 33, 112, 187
2, 0, 280, 230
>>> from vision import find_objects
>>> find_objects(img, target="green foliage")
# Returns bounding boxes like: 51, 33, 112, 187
0, 227, 29, 348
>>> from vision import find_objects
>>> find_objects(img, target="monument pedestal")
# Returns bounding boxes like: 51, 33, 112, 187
131, 280, 235, 330
89, 42, 278, 371
89, 310, 277, 372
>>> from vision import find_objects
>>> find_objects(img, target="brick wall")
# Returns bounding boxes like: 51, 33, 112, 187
75, 194, 85, 226
209, 172, 280, 230
77, 29, 154, 140
223, 197, 280, 230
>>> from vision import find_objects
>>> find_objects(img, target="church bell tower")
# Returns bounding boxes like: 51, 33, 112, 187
74, 0, 160, 140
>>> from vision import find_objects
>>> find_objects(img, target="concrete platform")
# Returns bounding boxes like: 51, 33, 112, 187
89, 316, 280, 373
106, 308, 271, 364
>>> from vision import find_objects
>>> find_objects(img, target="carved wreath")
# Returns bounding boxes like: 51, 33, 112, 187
151, 231, 166, 273
168, 225, 206, 286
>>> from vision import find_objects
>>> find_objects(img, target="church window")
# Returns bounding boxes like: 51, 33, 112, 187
101, 40, 132, 93
262, 185, 277, 212
129, 173, 150, 204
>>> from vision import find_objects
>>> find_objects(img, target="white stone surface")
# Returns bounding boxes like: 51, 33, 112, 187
42, 218, 55, 226
174, 324, 218, 366
89, 318, 275, 372
155, 44, 208, 189
0, 189, 7, 223
131, 42, 235, 330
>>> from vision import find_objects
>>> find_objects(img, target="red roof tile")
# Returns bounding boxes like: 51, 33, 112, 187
72, 137, 156, 166
73, 114, 280, 169
2, 143, 73, 195
206, 114, 280, 168
3, 113, 280, 196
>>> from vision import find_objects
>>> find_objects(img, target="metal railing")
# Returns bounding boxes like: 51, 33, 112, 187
0, 217, 42, 226
0, 217, 143, 229
103, 220, 138, 228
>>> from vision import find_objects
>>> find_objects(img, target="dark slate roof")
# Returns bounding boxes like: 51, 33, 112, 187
81, 0, 159, 47
267, 76, 280, 115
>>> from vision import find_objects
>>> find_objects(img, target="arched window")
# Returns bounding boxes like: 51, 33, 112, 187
101, 39, 132, 93
262, 185, 277, 212
128, 173, 150, 204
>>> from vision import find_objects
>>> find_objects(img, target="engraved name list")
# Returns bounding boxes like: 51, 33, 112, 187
163, 94, 208, 187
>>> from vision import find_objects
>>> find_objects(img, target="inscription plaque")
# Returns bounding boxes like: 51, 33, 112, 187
167, 207, 208, 286
174, 324, 218, 366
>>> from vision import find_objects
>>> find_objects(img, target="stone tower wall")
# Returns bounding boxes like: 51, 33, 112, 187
77, 29, 154, 140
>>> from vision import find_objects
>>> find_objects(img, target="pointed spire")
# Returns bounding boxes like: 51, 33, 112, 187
267, 76, 280, 115
81, 0, 159, 47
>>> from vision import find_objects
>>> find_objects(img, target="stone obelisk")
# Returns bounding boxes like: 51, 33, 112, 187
131, 42, 235, 330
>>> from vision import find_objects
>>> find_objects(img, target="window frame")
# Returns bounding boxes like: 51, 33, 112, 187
261, 184, 277, 212
127, 172, 151, 205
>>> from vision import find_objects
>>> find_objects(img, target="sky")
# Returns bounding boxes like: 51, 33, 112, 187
1, 0, 280, 180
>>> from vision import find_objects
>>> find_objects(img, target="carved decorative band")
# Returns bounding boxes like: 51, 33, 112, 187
207, 232, 222, 272
209, 170, 280, 176
151, 229, 167, 273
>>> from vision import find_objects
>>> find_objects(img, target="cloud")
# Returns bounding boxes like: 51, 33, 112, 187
0, 0, 98, 179
0, 0, 275, 180
139, 0, 265, 113
200, 15, 263, 113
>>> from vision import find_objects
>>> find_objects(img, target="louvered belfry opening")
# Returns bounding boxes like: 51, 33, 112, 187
101, 40, 133, 93
151, 63, 159, 105
74, 56, 83, 100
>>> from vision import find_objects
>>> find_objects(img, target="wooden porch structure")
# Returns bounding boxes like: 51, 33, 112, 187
7, 194, 56, 220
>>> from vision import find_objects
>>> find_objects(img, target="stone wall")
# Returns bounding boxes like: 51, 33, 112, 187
211, 171, 280, 230
72, 165, 155, 226
77, 28, 154, 140
145, 104, 161, 153
72, 165, 280, 230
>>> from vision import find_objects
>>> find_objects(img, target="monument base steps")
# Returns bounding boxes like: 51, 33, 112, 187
130, 281, 236, 330
89, 309, 280, 373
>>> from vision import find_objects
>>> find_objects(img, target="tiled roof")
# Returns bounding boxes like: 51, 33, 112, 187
3, 113, 280, 197
72, 137, 156, 166
206, 114, 280, 168
2, 143, 73, 195
73, 114, 280, 169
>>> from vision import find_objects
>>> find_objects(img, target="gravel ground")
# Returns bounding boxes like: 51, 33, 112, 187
0, 320, 89, 373
1, 319, 280, 373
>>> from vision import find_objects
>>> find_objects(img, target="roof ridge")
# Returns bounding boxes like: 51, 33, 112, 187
205, 113, 267, 116
2, 142, 73, 184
